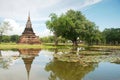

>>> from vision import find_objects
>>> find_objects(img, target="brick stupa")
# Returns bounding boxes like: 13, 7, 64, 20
18, 13, 40, 44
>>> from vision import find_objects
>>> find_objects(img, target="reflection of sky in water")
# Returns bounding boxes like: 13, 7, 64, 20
0, 50, 120, 80
1, 51, 19, 57
33, 50, 54, 67
0, 50, 53, 80
84, 62, 120, 80
31, 50, 54, 80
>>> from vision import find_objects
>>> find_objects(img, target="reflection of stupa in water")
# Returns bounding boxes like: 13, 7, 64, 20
22, 57, 34, 80
18, 49, 41, 80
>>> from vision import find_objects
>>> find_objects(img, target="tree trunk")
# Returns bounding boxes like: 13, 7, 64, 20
0, 50, 1, 57
72, 40, 78, 46
54, 48, 58, 54
0, 32, 2, 44
54, 32, 58, 46
55, 39, 58, 46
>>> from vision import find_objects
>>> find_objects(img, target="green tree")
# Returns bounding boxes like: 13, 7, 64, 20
83, 21, 102, 45
41, 36, 54, 43
0, 21, 12, 43
103, 28, 120, 45
10, 35, 19, 43
46, 13, 59, 46
58, 10, 101, 46
58, 10, 87, 46
46, 9, 101, 46
2, 35, 11, 42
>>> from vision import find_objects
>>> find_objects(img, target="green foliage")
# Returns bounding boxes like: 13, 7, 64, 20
46, 13, 59, 45
103, 28, 120, 45
41, 36, 67, 43
46, 9, 102, 46
10, 35, 19, 42
2, 35, 10, 42
57, 10, 85, 44
46, 13, 59, 32
83, 22, 102, 45
41, 36, 54, 43
1, 35, 19, 43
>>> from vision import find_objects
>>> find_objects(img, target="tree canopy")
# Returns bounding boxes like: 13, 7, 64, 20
46, 13, 59, 45
46, 9, 101, 46
103, 28, 120, 45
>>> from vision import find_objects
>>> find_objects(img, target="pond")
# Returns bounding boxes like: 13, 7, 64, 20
0, 48, 120, 80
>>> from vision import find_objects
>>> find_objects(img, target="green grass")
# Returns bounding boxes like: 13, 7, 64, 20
90, 45, 120, 50
0, 43, 72, 49
0, 43, 55, 49
0, 43, 120, 50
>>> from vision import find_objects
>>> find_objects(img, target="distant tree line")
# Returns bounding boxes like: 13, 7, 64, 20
102, 28, 120, 45
0, 35, 19, 43
41, 36, 67, 43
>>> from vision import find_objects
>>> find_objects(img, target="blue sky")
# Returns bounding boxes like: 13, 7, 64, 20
81, 0, 120, 31
0, 0, 120, 37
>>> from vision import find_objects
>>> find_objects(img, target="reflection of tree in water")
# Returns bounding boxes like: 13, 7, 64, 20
0, 50, 1, 55
0, 50, 17, 69
18, 49, 41, 80
45, 59, 98, 80
0, 57, 13, 69
47, 47, 120, 80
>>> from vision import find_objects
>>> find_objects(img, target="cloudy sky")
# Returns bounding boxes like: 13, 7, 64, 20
0, 0, 120, 37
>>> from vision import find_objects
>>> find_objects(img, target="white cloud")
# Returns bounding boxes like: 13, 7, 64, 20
0, 0, 62, 20
0, 0, 102, 20
3, 19, 53, 37
82, 0, 102, 7
3, 19, 24, 35
43, 0, 102, 13
0, 0, 102, 36
37, 29, 53, 37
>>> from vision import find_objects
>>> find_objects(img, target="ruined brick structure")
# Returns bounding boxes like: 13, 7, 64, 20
18, 13, 40, 44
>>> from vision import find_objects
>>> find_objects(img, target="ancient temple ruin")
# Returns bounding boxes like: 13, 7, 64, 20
18, 13, 40, 44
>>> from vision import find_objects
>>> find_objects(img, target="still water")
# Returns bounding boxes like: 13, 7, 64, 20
0, 48, 120, 80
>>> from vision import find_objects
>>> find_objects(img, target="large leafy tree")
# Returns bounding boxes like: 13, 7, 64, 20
46, 9, 101, 46
57, 10, 86, 46
57, 10, 101, 46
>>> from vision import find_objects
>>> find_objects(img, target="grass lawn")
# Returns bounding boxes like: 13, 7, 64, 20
90, 45, 120, 50
0, 43, 55, 49
0, 42, 120, 50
